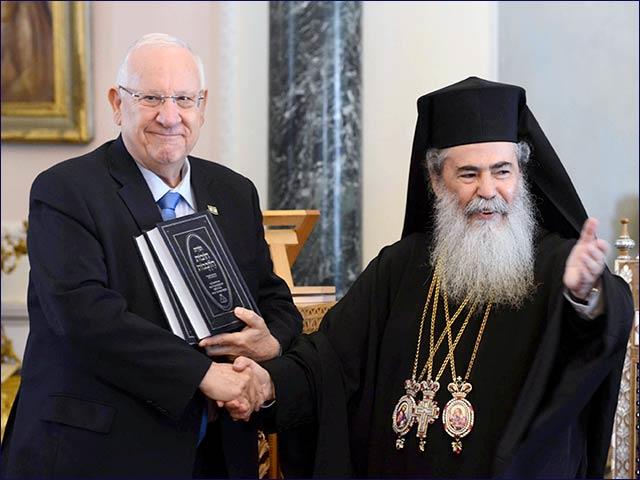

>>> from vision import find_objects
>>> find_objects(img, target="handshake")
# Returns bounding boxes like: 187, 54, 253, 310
198, 356, 275, 421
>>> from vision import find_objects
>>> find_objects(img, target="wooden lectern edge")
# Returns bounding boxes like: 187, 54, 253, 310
262, 210, 320, 226
263, 210, 337, 296
291, 286, 336, 295
287, 214, 318, 264
262, 210, 321, 265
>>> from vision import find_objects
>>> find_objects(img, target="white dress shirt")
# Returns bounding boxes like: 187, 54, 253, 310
135, 159, 196, 218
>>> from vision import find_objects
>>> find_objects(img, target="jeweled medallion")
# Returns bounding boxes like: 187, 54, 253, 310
392, 395, 415, 450
442, 379, 474, 454
392, 379, 418, 450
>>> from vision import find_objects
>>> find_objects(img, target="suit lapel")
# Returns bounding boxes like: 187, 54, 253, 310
107, 136, 162, 232
190, 158, 220, 215
107, 144, 227, 232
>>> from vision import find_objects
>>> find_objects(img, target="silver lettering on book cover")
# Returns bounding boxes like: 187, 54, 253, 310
186, 233, 233, 310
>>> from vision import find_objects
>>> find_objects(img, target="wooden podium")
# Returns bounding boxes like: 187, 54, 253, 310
262, 210, 336, 307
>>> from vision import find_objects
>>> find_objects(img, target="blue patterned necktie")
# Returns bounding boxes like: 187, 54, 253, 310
157, 191, 182, 221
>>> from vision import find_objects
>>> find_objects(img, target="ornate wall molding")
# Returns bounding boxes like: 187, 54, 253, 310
609, 218, 639, 479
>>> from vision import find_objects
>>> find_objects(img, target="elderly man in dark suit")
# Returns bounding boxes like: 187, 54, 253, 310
1, 33, 301, 478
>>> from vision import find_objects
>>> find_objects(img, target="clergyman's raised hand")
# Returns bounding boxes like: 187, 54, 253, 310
563, 217, 609, 300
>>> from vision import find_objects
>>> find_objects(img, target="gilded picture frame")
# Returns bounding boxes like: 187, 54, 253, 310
1, 1, 93, 143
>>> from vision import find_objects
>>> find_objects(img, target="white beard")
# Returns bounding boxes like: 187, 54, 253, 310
430, 178, 537, 308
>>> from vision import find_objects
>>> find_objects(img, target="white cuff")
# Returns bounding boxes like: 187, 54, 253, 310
564, 287, 605, 320
260, 399, 276, 409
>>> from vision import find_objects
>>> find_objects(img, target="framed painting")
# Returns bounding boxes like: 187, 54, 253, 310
1, 1, 93, 143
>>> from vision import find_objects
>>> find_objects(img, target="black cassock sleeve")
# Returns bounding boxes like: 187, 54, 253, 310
263, 237, 415, 476
497, 237, 634, 478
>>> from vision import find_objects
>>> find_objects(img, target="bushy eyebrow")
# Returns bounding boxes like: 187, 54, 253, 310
490, 161, 513, 171
456, 161, 514, 173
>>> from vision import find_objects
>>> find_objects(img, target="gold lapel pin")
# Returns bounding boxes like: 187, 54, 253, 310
207, 205, 219, 215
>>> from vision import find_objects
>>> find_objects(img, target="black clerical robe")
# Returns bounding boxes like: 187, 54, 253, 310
264, 231, 633, 477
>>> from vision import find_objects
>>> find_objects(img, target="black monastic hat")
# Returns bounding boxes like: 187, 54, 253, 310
401, 76, 588, 240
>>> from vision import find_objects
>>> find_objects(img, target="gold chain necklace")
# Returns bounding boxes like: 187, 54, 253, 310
392, 264, 493, 454
441, 289, 492, 455
392, 265, 474, 452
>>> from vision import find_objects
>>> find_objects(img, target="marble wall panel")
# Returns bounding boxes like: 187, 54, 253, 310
268, 1, 362, 296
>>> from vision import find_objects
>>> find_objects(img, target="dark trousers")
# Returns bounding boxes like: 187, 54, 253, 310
192, 420, 228, 479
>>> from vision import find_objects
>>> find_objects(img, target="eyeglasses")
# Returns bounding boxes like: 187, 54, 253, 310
118, 85, 205, 109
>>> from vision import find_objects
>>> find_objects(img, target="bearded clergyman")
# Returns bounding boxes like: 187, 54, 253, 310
218, 77, 635, 477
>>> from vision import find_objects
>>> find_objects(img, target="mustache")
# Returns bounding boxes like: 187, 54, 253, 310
464, 196, 510, 216
431, 180, 537, 308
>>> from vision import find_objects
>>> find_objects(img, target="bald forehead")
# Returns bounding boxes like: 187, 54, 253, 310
126, 45, 201, 90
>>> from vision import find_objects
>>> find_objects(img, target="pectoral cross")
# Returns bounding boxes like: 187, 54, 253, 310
393, 378, 440, 452
414, 396, 440, 452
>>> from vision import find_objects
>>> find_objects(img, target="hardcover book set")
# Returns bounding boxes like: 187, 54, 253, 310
135, 211, 257, 344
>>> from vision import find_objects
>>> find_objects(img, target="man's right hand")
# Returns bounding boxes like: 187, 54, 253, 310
198, 362, 264, 420
222, 356, 275, 421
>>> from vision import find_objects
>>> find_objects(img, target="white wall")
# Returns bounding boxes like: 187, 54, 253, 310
206, 2, 269, 195
361, 1, 498, 265
498, 1, 639, 259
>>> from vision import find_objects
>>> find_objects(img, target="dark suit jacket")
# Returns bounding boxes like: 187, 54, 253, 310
1, 137, 302, 477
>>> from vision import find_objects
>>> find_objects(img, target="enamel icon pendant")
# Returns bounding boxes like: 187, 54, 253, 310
442, 377, 474, 454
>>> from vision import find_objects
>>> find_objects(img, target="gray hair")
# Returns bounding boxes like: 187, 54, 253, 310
116, 33, 205, 89
425, 140, 531, 179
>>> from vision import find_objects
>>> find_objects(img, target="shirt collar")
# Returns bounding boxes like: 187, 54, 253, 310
135, 159, 196, 210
